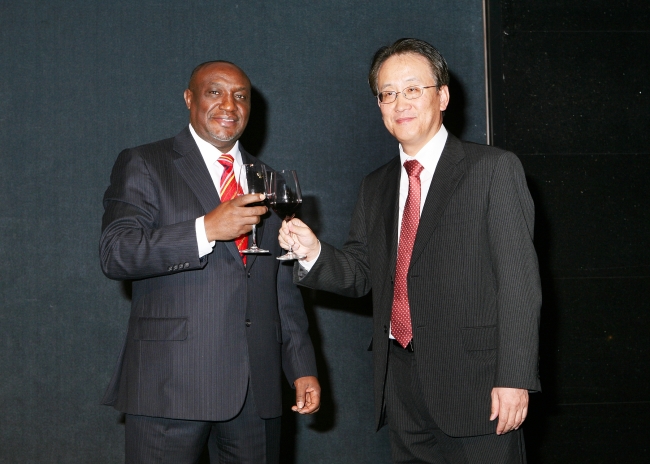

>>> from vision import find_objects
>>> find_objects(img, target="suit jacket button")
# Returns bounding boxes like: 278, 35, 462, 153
245, 319, 252, 327
173, 264, 178, 270
167, 266, 173, 271
184, 262, 190, 268
383, 325, 388, 333
247, 272, 251, 278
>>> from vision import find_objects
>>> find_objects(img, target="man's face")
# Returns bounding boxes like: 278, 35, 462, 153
184, 62, 251, 152
377, 53, 449, 156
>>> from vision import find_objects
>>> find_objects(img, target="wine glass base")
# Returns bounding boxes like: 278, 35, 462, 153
276, 252, 306, 261
241, 247, 270, 254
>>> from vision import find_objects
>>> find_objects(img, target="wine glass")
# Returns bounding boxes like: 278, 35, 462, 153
238, 164, 269, 254
267, 170, 305, 260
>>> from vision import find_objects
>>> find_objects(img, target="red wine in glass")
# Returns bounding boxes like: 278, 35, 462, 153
267, 170, 306, 260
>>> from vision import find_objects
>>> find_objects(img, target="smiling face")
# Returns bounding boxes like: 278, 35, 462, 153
377, 53, 449, 156
183, 62, 251, 152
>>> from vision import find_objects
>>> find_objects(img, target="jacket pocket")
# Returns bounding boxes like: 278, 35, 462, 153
134, 317, 187, 341
460, 325, 497, 351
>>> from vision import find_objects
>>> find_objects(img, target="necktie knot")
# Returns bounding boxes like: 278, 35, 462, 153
218, 154, 234, 170
404, 159, 424, 178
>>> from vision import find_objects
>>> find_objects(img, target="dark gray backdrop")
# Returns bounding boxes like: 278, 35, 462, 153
0, 1, 486, 462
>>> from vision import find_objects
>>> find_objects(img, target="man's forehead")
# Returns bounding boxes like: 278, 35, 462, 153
378, 54, 433, 88
203, 79, 250, 89
379, 76, 419, 90
195, 63, 250, 86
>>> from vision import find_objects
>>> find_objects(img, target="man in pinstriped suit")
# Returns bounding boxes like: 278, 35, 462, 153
280, 39, 541, 463
100, 61, 319, 464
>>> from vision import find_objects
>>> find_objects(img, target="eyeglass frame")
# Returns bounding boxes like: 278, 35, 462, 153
376, 85, 440, 104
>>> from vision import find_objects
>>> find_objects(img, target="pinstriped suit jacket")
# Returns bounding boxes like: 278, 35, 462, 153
99, 127, 317, 421
297, 134, 541, 437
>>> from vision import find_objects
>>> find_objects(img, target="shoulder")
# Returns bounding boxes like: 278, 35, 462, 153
454, 138, 523, 171
120, 134, 175, 156
363, 155, 400, 184
115, 135, 177, 165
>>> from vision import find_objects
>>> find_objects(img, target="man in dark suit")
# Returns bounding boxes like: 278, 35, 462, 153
100, 61, 320, 464
280, 39, 541, 463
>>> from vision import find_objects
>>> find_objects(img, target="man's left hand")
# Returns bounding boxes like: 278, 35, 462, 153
292, 376, 321, 414
490, 387, 529, 435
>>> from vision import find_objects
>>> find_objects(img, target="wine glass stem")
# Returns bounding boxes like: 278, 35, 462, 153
250, 224, 257, 248
285, 214, 295, 254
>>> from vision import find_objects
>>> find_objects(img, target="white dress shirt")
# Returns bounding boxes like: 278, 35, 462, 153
189, 124, 245, 258
396, 124, 447, 238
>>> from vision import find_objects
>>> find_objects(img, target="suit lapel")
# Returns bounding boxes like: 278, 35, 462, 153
383, 157, 401, 279
172, 127, 243, 264
410, 134, 466, 267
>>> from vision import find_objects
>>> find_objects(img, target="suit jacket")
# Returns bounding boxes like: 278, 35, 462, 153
99, 127, 317, 421
297, 134, 541, 437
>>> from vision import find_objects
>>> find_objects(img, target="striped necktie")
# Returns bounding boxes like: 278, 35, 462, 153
218, 154, 248, 264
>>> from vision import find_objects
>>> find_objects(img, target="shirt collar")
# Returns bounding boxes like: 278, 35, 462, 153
398, 124, 448, 172
188, 123, 242, 166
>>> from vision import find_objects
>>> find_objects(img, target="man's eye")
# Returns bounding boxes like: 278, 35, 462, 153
235, 94, 247, 100
404, 87, 419, 95
383, 91, 396, 98
209, 90, 221, 95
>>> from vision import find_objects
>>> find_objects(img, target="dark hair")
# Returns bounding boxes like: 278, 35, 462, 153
187, 60, 246, 90
368, 38, 449, 95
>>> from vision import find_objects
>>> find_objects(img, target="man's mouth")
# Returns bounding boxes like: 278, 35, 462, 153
212, 115, 238, 126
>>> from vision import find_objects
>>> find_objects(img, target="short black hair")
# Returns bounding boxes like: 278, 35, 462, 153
368, 38, 449, 95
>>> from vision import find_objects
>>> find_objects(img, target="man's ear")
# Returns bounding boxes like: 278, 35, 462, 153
438, 85, 450, 112
183, 89, 193, 110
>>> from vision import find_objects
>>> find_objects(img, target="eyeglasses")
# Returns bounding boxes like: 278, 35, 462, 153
377, 85, 438, 104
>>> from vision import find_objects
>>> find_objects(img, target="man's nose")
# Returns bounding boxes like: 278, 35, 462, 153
394, 92, 411, 110
219, 93, 236, 110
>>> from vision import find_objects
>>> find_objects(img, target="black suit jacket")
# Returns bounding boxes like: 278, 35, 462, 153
99, 127, 317, 421
297, 134, 541, 437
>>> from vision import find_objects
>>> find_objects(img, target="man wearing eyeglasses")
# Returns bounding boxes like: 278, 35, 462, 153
280, 38, 541, 463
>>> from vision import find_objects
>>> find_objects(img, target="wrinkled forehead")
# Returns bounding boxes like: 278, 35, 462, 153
192, 62, 251, 90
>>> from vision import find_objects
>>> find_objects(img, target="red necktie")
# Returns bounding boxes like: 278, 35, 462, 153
391, 160, 424, 348
218, 154, 248, 264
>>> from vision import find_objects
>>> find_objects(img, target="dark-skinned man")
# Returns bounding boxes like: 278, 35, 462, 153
100, 61, 319, 464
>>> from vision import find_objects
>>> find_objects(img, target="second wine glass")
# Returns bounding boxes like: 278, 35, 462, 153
267, 169, 306, 260
238, 163, 269, 254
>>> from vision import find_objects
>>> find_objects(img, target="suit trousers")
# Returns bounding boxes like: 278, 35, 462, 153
385, 342, 527, 464
124, 381, 281, 464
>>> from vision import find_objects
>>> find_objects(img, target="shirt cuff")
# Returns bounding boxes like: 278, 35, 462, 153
298, 241, 321, 272
196, 216, 215, 258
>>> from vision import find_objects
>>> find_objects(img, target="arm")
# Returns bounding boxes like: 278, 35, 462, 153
280, 178, 373, 298
100, 149, 202, 280
99, 148, 266, 280
487, 152, 542, 433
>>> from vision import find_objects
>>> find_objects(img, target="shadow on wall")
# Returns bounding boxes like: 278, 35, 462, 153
443, 72, 467, 140
239, 87, 269, 157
